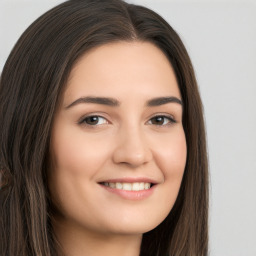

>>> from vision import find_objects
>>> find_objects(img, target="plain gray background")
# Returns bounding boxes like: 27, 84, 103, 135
1, 0, 256, 255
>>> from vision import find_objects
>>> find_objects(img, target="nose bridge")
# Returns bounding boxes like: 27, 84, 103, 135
112, 121, 152, 167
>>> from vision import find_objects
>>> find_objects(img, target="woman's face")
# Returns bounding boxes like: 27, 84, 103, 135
49, 41, 187, 236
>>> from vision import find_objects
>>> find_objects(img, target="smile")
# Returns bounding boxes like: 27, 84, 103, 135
101, 182, 152, 191
98, 178, 157, 200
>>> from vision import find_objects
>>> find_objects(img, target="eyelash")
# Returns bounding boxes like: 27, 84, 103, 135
148, 115, 176, 126
78, 114, 176, 128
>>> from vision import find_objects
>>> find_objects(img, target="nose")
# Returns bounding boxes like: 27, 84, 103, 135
112, 126, 153, 167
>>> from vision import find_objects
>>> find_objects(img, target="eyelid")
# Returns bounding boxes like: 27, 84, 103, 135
147, 113, 177, 126
78, 113, 110, 126
77, 112, 177, 128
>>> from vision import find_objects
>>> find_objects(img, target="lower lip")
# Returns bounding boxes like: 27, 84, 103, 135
99, 184, 156, 200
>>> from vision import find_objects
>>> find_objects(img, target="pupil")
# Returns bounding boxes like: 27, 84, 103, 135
153, 116, 164, 125
87, 116, 98, 125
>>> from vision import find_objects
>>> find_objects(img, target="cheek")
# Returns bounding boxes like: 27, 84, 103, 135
153, 129, 187, 177
152, 129, 187, 204
50, 124, 111, 177
48, 125, 113, 225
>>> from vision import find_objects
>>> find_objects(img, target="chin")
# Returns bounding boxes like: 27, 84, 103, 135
102, 213, 167, 235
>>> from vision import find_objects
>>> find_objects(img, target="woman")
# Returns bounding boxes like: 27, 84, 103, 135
0, 0, 208, 255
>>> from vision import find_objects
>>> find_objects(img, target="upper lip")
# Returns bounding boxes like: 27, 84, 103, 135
98, 177, 159, 184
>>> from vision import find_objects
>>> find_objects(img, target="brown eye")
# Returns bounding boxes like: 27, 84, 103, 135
80, 116, 108, 126
149, 115, 176, 126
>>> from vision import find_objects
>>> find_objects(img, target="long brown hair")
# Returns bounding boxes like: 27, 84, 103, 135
0, 0, 208, 255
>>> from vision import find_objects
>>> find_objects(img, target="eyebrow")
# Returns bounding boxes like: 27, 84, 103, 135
147, 96, 182, 107
65, 96, 183, 109
65, 96, 119, 109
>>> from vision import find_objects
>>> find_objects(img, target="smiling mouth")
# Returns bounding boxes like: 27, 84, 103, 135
99, 182, 154, 191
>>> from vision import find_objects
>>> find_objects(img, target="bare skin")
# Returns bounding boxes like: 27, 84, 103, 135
49, 41, 187, 256
53, 217, 142, 256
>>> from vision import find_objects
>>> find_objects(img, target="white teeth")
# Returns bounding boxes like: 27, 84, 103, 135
145, 183, 150, 189
123, 183, 132, 190
139, 182, 145, 190
116, 182, 122, 189
109, 182, 116, 188
132, 182, 140, 191
103, 182, 151, 191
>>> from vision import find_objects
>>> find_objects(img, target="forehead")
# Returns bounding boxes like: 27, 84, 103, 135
64, 41, 180, 104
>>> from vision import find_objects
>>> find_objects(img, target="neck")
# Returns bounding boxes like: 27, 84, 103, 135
53, 217, 142, 256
